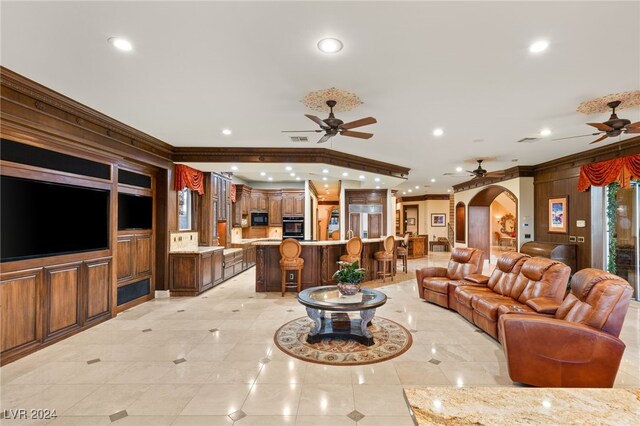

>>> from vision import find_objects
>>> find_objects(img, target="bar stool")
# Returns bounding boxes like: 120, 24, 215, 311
339, 236, 363, 267
280, 238, 304, 296
330, 230, 340, 240
374, 235, 396, 282
396, 233, 410, 273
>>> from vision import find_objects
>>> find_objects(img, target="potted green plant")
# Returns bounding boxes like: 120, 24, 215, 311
333, 261, 366, 296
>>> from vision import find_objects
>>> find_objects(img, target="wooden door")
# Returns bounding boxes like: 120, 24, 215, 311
213, 250, 223, 284
134, 234, 152, 277
84, 258, 111, 322
368, 214, 382, 238
349, 213, 361, 238
44, 263, 82, 340
1, 269, 43, 357
116, 235, 133, 283
282, 196, 294, 215
251, 194, 259, 211
294, 195, 305, 215
269, 197, 282, 225
468, 205, 489, 263
259, 195, 268, 212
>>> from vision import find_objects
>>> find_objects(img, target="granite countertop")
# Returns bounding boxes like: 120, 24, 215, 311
235, 238, 282, 244
252, 237, 402, 246
170, 246, 225, 254
403, 387, 640, 425
223, 248, 243, 255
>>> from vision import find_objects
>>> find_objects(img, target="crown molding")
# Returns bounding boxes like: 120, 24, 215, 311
173, 147, 410, 179
453, 166, 535, 192
397, 194, 450, 202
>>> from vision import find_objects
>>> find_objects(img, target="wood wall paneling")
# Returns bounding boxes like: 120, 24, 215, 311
116, 236, 134, 282
467, 206, 489, 263
84, 258, 111, 322
455, 202, 466, 243
134, 234, 152, 277
0, 269, 42, 356
44, 263, 82, 339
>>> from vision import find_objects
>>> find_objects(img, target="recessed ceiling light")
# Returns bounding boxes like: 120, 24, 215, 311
447, 189, 451, 193
408, 189, 412, 193
285, 166, 292, 171
260, 172, 266, 176
375, 186, 380, 189
342, 172, 348, 177
540, 128, 552, 137
322, 177, 328, 181
268, 177, 273, 181
374, 177, 380, 182
324, 184, 329, 188
455, 167, 463, 172
322, 169, 329, 174
108, 37, 132, 52
529, 40, 549, 53
221, 129, 232, 136
402, 192, 406, 195
290, 173, 296, 177
296, 177, 301, 181
431, 178, 437, 183
317, 38, 343, 54
359, 175, 365, 180
231, 166, 238, 171
415, 186, 419, 189
433, 128, 444, 136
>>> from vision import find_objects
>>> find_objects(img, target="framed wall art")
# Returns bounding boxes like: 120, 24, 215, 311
548, 196, 568, 234
431, 213, 446, 227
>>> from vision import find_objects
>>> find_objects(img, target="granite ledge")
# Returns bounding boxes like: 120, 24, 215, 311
252, 237, 401, 246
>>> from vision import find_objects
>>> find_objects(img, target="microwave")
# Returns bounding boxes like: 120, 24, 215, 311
251, 212, 268, 226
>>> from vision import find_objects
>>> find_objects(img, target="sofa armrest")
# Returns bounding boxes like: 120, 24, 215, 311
463, 274, 489, 285
416, 267, 447, 283
498, 315, 626, 387
525, 297, 562, 315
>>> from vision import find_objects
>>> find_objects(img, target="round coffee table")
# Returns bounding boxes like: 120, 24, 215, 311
297, 286, 387, 346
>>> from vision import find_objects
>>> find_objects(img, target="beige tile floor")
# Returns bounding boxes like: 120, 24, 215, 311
1, 253, 638, 425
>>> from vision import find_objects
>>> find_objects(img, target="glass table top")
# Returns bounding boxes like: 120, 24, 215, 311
297, 286, 387, 311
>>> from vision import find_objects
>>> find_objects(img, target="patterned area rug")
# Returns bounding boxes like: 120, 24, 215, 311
274, 316, 412, 366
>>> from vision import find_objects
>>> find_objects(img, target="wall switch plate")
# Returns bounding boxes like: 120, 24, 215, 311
576, 220, 586, 228
569, 236, 577, 242
524, 234, 531, 238
577, 236, 585, 243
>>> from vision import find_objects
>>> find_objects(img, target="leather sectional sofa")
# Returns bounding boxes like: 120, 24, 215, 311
416, 250, 634, 387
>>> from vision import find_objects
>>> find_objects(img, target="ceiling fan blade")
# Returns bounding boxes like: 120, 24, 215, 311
626, 128, 640, 134
552, 133, 602, 141
589, 134, 609, 144
281, 130, 323, 133
626, 121, 640, 129
317, 133, 333, 144
340, 130, 373, 139
305, 114, 329, 129
340, 117, 377, 130
587, 122, 613, 132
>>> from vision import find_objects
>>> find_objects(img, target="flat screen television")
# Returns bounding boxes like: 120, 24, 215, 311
1, 175, 110, 262
118, 193, 152, 230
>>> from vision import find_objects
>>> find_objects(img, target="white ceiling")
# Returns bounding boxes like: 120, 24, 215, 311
2, 1, 639, 194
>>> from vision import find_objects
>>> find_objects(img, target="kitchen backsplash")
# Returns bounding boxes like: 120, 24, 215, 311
169, 231, 199, 252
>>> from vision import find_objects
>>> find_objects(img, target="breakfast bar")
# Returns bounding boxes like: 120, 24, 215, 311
254, 238, 397, 292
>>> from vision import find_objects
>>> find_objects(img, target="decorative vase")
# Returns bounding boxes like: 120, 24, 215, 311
337, 282, 361, 296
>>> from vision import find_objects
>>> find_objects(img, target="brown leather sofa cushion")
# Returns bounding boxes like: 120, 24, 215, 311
555, 268, 634, 337
487, 253, 530, 295
423, 277, 450, 294
473, 295, 526, 322
445, 247, 484, 280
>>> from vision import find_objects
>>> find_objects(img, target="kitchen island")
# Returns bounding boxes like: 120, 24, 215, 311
254, 238, 398, 292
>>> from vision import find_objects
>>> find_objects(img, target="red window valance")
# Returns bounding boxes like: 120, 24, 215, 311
230, 184, 237, 203
577, 154, 640, 191
175, 164, 205, 195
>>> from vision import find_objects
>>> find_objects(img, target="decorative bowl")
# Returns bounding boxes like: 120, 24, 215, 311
337, 282, 361, 296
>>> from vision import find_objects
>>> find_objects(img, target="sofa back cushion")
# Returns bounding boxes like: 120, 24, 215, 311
488, 252, 530, 294
446, 247, 484, 279
508, 257, 570, 303
555, 268, 633, 337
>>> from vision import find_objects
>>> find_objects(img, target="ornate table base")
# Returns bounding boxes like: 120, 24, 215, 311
305, 307, 376, 346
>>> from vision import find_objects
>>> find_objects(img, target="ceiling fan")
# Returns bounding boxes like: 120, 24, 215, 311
282, 100, 377, 143
554, 100, 640, 144
444, 160, 505, 179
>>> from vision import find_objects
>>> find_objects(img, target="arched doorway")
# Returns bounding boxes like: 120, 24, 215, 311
468, 185, 518, 262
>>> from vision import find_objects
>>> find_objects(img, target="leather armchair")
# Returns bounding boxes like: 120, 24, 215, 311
498, 268, 634, 387
416, 247, 483, 307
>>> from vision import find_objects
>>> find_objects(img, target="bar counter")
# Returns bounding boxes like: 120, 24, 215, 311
254, 238, 397, 292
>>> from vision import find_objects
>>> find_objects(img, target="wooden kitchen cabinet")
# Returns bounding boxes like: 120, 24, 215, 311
269, 196, 282, 226
169, 249, 224, 296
